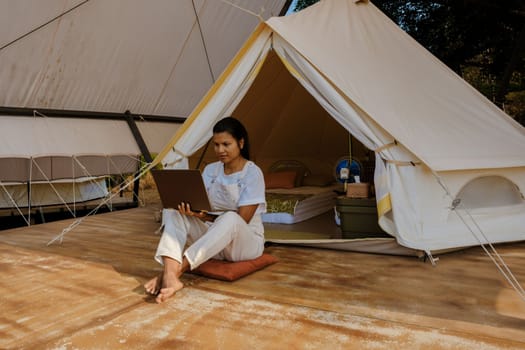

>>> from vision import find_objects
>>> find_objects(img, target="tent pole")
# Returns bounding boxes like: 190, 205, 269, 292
124, 110, 153, 163
124, 110, 153, 205
349, 133, 353, 163
195, 140, 211, 170
26, 182, 31, 225
347, 133, 354, 191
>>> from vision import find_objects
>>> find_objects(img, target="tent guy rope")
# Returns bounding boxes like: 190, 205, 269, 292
30, 159, 77, 218
107, 155, 146, 207
431, 170, 525, 302
46, 161, 155, 246
0, 182, 31, 226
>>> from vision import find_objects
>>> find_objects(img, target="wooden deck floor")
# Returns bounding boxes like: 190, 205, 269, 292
0, 207, 524, 349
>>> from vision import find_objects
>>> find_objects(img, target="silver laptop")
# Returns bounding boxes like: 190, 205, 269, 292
151, 169, 213, 212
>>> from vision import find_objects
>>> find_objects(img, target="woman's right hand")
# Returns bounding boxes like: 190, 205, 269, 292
177, 202, 206, 219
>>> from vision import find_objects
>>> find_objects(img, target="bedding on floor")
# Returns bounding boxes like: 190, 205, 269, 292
262, 184, 341, 224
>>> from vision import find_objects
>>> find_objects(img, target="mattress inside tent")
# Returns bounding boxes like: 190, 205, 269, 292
262, 184, 341, 224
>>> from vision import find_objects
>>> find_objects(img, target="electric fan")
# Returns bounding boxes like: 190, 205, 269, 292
334, 157, 361, 184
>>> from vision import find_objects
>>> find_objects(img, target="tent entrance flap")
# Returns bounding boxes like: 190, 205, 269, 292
190, 50, 371, 177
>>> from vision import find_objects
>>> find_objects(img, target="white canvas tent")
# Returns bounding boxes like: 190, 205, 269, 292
0, 0, 288, 215
155, 0, 525, 253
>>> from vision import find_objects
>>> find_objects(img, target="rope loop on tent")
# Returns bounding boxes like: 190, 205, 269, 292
172, 147, 191, 159
163, 158, 184, 169
384, 159, 421, 166
162, 148, 191, 168
431, 170, 525, 302
374, 140, 397, 153
376, 141, 420, 166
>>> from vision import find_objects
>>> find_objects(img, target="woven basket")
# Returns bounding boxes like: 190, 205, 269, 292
346, 182, 369, 198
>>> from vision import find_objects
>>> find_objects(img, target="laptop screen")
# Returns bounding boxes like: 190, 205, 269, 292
150, 169, 212, 212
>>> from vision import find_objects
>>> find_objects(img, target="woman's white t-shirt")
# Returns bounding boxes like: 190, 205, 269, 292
202, 160, 266, 216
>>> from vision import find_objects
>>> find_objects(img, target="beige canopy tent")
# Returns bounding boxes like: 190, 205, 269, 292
0, 117, 138, 209
155, 0, 525, 254
0, 0, 289, 214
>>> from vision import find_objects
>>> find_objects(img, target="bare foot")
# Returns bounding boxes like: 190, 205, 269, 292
155, 269, 184, 303
144, 274, 162, 296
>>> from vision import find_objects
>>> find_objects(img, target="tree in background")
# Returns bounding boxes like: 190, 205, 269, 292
292, 0, 525, 125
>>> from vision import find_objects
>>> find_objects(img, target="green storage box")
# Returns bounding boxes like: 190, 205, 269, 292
336, 196, 388, 239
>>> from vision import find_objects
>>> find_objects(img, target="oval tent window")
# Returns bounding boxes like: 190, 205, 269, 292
454, 176, 523, 210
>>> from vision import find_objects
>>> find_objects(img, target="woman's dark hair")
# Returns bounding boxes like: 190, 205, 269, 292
213, 117, 250, 160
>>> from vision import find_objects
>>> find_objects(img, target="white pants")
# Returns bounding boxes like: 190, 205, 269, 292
155, 209, 265, 270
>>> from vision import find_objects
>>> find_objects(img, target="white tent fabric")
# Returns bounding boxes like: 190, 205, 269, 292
0, 117, 139, 181
0, 117, 139, 158
156, 0, 525, 253
0, 0, 287, 157
267, 0, 525, 172
136, 121, 183, 156
0, 0, 287, 117
158, 25, 275, 169
0, 0, 288, 210
0, 116, 139, 207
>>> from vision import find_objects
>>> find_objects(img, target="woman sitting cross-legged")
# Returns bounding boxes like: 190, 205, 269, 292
144, 116, 266, 303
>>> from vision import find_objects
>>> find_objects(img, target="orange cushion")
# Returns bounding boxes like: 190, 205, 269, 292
192, 253, 278, 281
264, 171, 297, 189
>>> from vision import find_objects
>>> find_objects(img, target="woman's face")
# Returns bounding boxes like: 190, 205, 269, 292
212, 131, 244, 164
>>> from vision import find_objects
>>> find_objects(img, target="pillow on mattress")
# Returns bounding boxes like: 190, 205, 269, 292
265, 171, 297, 189
268, 160, 310, 187
302, 174, 334, 187
192, 253, 279, 281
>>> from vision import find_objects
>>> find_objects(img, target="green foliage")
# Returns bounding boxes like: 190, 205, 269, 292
462, 64, 496, 98
506, 91, 525, 125
293, 0, 319, 12
140, 153, 159, 172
